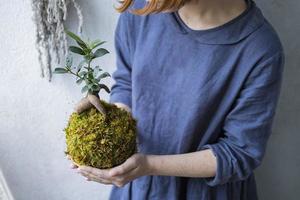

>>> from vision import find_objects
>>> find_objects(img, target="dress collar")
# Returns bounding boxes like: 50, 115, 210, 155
163, 0, 265, 45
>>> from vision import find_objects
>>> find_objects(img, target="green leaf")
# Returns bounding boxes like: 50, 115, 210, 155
66, 55, 73, 67
89, 39, 100, 47
83, 75, 90, 82
84, 54, 93, 63
53, 68, 68, 74
87, 70, 94, 79
93, 66, 101, 77
92, 78, 99, 84
90, 40, 106, 50
78, 71, 87, 76
76, 60, 85, 73
87, 83, 94, 89
69, 46, 85, 55
98, 72, 111, 79
99, 84, 110, 93
93, 66, 102, 73
93, 48, 109, 58
81, 85, 89, 93
65, 29, 88, 50
91, 84, 100, 91
87, 37, 91, 46
76, 78, 84, 84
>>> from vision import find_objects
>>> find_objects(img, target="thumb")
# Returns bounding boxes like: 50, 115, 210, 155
87, 94, 106, 115
74, 97, 93, 114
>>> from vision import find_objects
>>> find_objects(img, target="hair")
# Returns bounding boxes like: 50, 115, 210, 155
115, 0, 187, 15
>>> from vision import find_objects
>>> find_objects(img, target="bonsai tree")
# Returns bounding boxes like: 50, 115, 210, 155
53, 30, 137, 169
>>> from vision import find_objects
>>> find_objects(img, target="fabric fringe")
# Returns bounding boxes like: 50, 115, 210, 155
31, 0, 83, 81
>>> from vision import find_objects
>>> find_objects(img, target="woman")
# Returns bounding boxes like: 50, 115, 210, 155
69, 0, 285, 199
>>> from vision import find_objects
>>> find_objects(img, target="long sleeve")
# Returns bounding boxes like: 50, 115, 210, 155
201, 51, 285, 186
109, 12, 133, 109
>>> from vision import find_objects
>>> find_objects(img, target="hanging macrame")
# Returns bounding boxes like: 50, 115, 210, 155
31, 0, 83, 81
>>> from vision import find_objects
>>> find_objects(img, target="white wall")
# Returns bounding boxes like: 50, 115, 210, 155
1, 0, 299, 200
0, 0, 119, 199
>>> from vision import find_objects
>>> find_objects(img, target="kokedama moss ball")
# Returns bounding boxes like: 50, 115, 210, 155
64, 100, 137, 169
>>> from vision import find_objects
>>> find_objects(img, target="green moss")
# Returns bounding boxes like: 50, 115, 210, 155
64, 100, 137, 169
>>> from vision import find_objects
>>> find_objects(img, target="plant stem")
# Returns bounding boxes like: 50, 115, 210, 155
67, 68, 82, 79
87, 58, 92, 70
66, 58, 102, 93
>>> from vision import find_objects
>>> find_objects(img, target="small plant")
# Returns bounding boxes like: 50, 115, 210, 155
54, 29, 111, 116
54, 30, 137, 169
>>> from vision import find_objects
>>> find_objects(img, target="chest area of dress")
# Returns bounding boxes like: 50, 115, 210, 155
131, 35, 238, 99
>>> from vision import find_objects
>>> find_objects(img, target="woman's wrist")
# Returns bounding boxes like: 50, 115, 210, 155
145, 154, 161, 176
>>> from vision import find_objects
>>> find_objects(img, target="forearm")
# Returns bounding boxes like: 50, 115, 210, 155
113, 102, 217, 178
146, 149, 217, 178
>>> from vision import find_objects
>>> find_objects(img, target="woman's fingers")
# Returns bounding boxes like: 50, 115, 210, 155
113, 102, 131, 113
78, 168, 112, 184
74, 97, 93, 114
87, 94, 106, 115
70, 163, 78, 169
74, 93, 107, 115
66, 155, 79, 169
109, 158, 137, 177
87, 176, 112, 185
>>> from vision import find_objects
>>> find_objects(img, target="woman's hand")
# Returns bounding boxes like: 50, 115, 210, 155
113, 102, 131, 113
67, 153, 151, 187
74, 92, 131, 115
74, 93, 105, 114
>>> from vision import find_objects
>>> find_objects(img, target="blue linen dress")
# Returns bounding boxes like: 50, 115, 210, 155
108, 0, 285, 199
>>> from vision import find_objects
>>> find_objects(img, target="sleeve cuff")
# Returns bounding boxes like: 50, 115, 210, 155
200, 142, 227, 187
